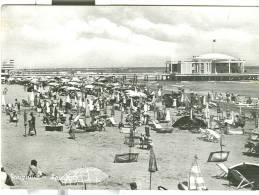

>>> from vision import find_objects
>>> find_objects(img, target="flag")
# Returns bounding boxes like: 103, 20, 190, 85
148, 147, 158, 173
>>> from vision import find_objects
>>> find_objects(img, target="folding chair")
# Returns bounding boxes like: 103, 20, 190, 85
216, 163, 229, 178
228, 169, 255, 189
152, 121, 163, 129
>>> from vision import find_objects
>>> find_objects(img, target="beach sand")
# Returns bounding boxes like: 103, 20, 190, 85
1, 85, 258, 190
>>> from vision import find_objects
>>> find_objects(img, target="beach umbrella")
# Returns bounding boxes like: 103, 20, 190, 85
59, 167, 108, 189
189, 155, 207, 190
1, 95, 6, 106
148, 147, 158, 190
172, 116, 207, 130
79, 97, 83, 108
165, 110, 171, 122
203, 96, 206, 105
85, 99, 90, 118
30, 91, 35, 106
66, 95, 70, 103
180, 93, 184, 103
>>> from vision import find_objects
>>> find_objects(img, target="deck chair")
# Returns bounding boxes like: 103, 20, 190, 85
215, 163, 229, 178
228, 169, 255, 189
78, 118, 86, 129
152, 120, 163, 129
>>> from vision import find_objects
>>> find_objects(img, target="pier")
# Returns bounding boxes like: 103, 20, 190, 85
10, 70, 259, 82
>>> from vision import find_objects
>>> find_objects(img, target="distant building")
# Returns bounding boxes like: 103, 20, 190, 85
1, 60, 15, 73
165, 53, 245, 74
1, 60, 15, 80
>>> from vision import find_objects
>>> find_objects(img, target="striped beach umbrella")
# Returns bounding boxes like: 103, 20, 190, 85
189, 155, 207, 190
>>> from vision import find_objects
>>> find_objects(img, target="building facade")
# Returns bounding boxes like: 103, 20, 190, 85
165, 53, 245, 74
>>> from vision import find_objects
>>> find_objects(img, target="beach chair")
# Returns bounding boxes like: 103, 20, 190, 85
216, 163, 229, 178
151, 120, 173, 133
152, 120, 163, 129
227, 169, 255, 189
106, 117, 118, 127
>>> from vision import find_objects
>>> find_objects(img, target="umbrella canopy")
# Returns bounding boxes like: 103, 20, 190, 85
228, 162, 259, 189
59, 167, 108, 185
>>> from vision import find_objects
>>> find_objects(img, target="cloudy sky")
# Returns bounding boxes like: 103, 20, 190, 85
2, 6, 259, 68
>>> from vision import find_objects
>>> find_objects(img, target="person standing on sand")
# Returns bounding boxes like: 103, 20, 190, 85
29, 112, 36, 135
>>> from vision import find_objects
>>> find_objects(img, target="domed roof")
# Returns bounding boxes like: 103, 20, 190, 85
195, 53, 236, 60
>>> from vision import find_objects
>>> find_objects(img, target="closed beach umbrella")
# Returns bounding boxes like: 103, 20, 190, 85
30, 91, 35, 106
165, 110, 171, 122
66, 95, 70, 103
181, 93, 184, 103
1, 95, 6, 106
149, 147, 158, 190
59, 167, 108, 189
158, 89, 162, 97
203, 96, 206, 105
144, 103, 148, 112
79, 97, 83, 107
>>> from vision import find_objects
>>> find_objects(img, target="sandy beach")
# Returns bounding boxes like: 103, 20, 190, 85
1, 84, 258, 190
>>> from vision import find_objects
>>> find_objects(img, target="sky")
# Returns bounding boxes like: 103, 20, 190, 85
1, 6, 259, 68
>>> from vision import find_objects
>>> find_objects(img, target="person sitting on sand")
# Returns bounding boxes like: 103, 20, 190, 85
27, 160, 46, 178
130, 182, 137, 190
1, 166, 14, 188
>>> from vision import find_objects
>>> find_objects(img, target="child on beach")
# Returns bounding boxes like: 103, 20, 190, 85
27, 160, 46, 178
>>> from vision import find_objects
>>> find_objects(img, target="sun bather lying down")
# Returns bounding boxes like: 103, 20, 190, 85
27, 160, 46, 178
